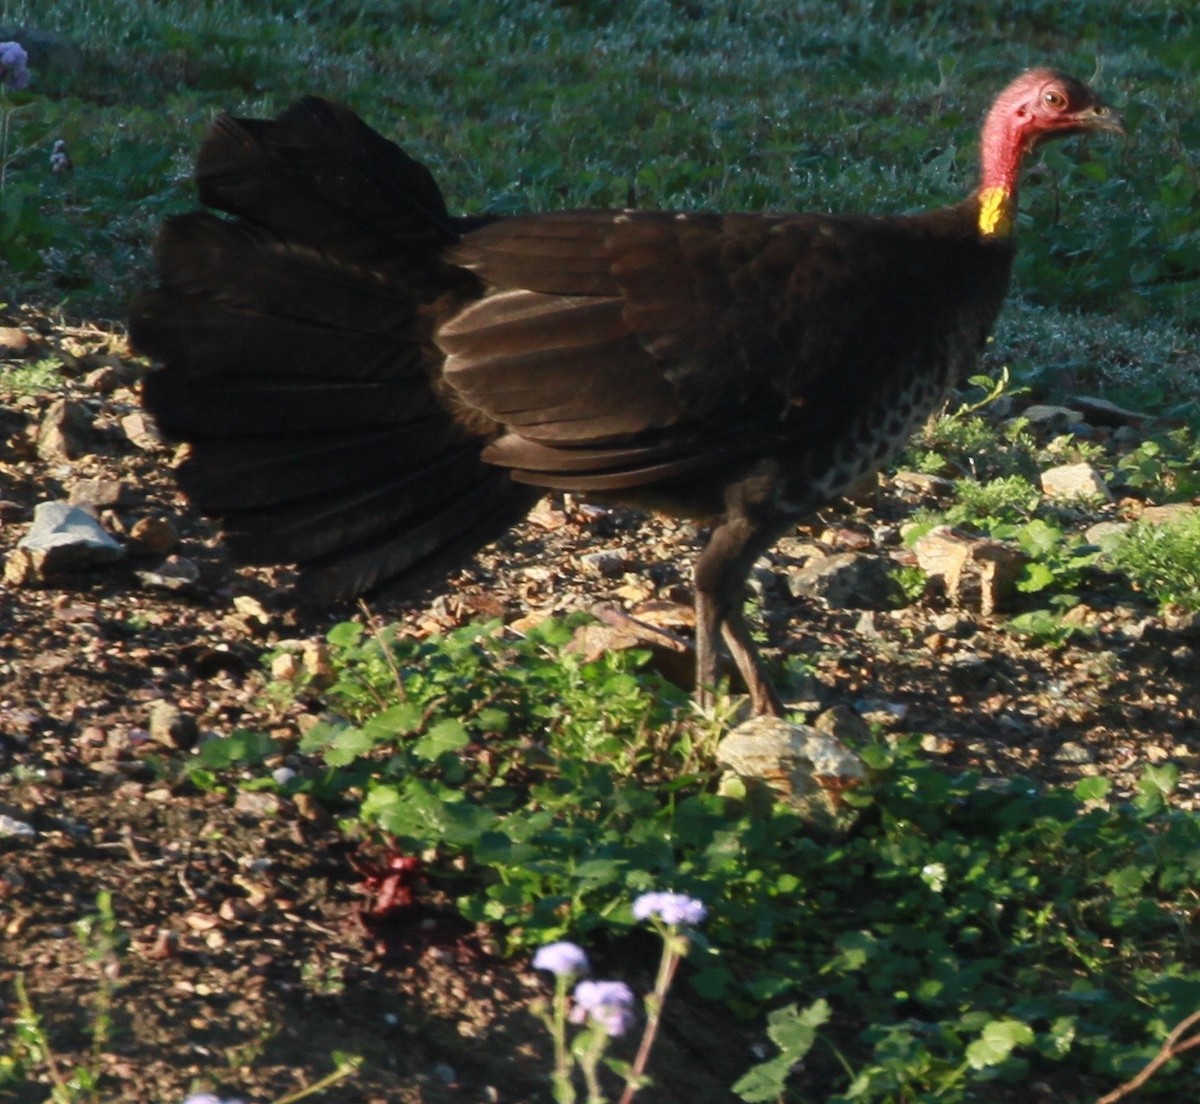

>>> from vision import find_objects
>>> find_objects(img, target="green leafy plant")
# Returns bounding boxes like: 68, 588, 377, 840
732, 999, 831, 1102
1003, 604, 1088, 649
0, 893, 122, 1104
0, 357, 63, 396
1112, 511, 1200, 612
209, 620, 1200, 1102
949, 474, 1041, 526
1115, 431, 1200, 503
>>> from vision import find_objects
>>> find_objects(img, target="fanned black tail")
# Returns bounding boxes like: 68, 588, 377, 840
130, 98, 538, 603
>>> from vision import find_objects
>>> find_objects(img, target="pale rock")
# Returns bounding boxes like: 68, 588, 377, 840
84, 364, 120, 394
234, 791, 281, 817
626, 599, 694, 629
747, 562, 778, 598
1084, 520, 1129, 551
614, 580, 654, 603
302, 640, 335, 688
232, 595, 270, 623
1061, 603, 1100, 628
136, 555, 200, 592
912, 525, 1025, 616
931, 612, 976, 635
8, 501, 123, 584
0, 814, 36, 838
148, 700, 199, 750
716, 715, 866, 831
120, 411, 166, 451
68, 478, 126, 509
36, 398, 94, 461
1016, 404, 1082, 426
1039, 462, 1111, 502
812, 704, 872, 744
857, 699, 909, 727
1139, 502, 1197, 526
1162, 607, 1200, 639
892, 469, 954, 496
854, 610, 883, 638
0, 326, 32, 358
580, 548, 628, 577
786, 551, 895, 610
1053, 742, 1096, 764
819, 526, 873, 551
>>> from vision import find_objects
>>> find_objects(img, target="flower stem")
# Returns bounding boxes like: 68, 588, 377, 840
1, 103, 10, 196
617, 929, 684, 1104
271, 1054, 363, 1104
551, 974, 576, 1104
580, 1029, 609, 1104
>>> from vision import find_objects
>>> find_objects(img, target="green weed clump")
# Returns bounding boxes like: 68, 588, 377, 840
1112, 511, 1200, 612
899, 379, 1200, 618
193, 614, 1200, 1103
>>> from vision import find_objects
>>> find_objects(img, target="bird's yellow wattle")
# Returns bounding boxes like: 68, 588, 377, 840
977, 186, 1013, 237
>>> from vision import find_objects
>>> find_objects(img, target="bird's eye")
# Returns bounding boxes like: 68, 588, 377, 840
1043, 89, 1067, 108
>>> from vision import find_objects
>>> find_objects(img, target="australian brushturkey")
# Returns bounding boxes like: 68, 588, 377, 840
130, 69, 1121, 715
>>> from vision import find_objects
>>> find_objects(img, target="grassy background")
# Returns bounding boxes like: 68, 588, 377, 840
1, 0, 1198, 409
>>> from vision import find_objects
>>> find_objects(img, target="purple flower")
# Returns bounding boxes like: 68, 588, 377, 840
632, 891, 707, 927
0, 42, 30, 92
570, 979, 636, 1037
532, 940, 590, 978
182, 1095, 243, 1104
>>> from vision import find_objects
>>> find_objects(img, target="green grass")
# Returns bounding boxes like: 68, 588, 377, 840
1, 0, 1198, 407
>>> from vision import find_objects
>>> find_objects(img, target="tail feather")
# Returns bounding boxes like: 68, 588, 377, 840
133, 291, 426, 385
143, 372, 438, 435
176, 422, 469, 511
152, 212, 422, 333
298, 473, 538, 604
131, 98, 532, 600
218, 446, 501, 565
197, 98, 459, 267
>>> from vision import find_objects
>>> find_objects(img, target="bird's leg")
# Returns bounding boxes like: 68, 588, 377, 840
693, 510, 783, 716
693, 584, 723, 713
721, 607, 784, 717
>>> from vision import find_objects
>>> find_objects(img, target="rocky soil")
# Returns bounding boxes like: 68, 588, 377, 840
1, 305, 1198, 1103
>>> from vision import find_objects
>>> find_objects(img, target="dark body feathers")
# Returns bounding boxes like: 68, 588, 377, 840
131, 76, 1116, 713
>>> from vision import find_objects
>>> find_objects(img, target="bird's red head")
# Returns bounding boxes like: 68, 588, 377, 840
977, 68, 1122, 236
988, 68, 1123, 152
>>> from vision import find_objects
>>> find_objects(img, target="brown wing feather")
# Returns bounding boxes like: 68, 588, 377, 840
441, 288, 682, 443
438, 207, 1008, 490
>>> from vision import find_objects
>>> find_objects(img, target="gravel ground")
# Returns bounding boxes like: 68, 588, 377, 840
1, 306, 1197, 1102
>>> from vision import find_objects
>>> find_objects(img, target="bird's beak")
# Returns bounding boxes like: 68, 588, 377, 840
1078, 100, 1125, 136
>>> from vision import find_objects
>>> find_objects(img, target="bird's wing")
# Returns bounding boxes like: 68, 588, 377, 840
438, 209, 920, 487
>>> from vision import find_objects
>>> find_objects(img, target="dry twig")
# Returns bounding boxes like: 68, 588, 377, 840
1095, 1008, 1200, 1104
